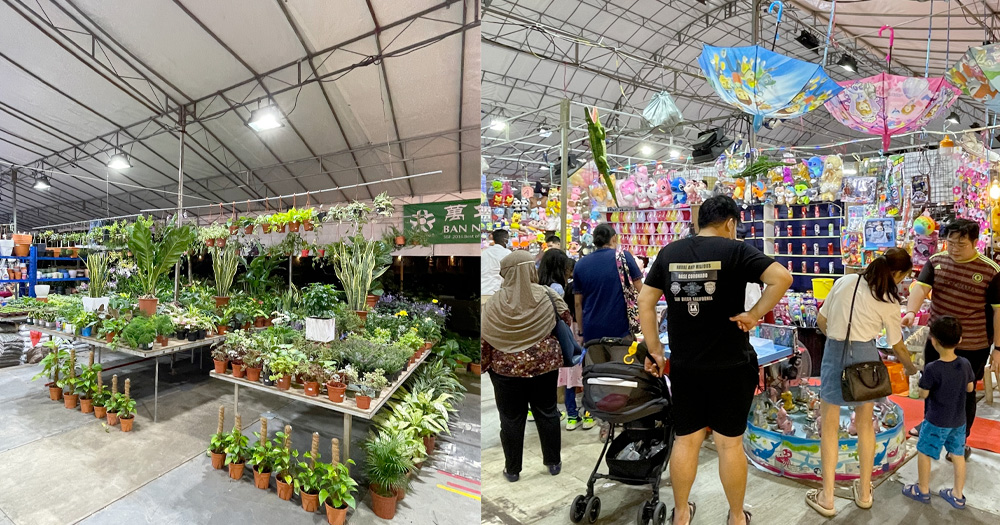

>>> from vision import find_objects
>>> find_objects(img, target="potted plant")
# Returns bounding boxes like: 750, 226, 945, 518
302, 283, 339, 343
121, 316, 156, 350
152, 315, 174, 346
256, 214, 273, 234
364, 431, 413, 520
238, 216, 256, 235
223, 414, 250, 480
212, 246, 242, 307
294, 433, 325, 513
268, 348, 298, 390
356, 370, 388, 410
77, 353, 101, 414
91, 372, 109, 419
325, 367, 356, 404
249, 418, 277, 490
299, 207, 319, 231
117, 379, 137, 432
82, 252, 110, 312
384, 390, 453, 456
97, 315, 126, 343
206, 405, 227, 469
243, 342, 265, 382
210, 344, 229, 374
32, 340, 68, 401
105, 375, 121, 426
318, 438, 357, 525
129, 215, 195, 316
269, 212, 289, 234
57, 348, 81, 409
328, 234, 391, 321
273, 425, 298, 501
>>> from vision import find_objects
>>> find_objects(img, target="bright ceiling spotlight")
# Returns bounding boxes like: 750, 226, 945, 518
247, 106, 284, 132
836, 54, 858, 73
669, 149, 681, 159
107, 154, 131, 170
945, 112, 960, 125
540, 165, 550, 171
489, 119, 507, 131
640, 145, 653, 156
538, 127, 552, 138
33, 175, 51, 190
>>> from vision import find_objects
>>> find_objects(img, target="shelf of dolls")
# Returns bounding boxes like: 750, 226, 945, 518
773, 254, 842, 258
606, 220, 691, 224
769, 235, 840, 240
772, 217, 842, 222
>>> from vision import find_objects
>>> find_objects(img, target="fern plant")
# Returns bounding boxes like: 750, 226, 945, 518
211, 246, 242, 298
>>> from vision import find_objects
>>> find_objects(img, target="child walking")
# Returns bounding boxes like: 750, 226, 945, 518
902, 316, 975, 509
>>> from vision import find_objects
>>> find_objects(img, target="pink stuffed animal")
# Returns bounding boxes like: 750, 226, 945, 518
684, 180, 700, 205
654, 177, 673, 208
618, 176, 638, 206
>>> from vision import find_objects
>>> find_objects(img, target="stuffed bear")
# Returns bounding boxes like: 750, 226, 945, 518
819, 155, 844, 201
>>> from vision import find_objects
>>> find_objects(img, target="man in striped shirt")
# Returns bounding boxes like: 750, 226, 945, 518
903, 219, 1000, 458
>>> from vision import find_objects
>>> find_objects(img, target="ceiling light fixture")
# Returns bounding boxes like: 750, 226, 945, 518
945, 112, 960, 125
489, 119, 507, 131
640, 145, 653, 156
540, 165, 550, 171
795, 30, 821, 54
669, 149, 681, 159
33, 175, 51, 190
107, 153, 131, 170
247, 105, 284, 132
538, 127, 552, 138
836, 54, 858, 73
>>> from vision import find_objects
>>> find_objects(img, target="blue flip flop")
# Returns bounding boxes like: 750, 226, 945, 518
939, 488, 967, 510
901, 484, 930, 504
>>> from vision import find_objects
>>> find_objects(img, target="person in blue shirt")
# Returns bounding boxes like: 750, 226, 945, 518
903, 316, 975, 510
572, 223, 642, 343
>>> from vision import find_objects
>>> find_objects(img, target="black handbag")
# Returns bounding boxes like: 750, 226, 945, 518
840, 277, 893, 402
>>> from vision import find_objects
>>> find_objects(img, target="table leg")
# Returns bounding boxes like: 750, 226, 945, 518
343, 414, 352, 462
97, 347, 101, 364
154, 359, 159, 423
234, 384, 240, 416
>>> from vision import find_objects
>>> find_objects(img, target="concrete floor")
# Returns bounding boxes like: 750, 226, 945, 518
481, 376, 1000, 525
0, 347, 481, 525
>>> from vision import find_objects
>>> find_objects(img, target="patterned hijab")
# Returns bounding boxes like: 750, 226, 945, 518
482, 250, 560, 353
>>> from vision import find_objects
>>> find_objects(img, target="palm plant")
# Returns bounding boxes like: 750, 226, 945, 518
127, 215, 195, 298
211, 246, 242, 298
85, 252, 110, 298
364, 431, 413, 498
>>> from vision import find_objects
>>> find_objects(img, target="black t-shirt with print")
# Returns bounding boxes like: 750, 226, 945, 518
645, 236, 775, 370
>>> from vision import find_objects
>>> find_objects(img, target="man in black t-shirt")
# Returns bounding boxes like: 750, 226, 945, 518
638, 195, 792, 525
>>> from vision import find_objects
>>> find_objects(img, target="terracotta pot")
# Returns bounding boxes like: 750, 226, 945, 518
370, 484, 397, 520
106, 332, 116, 343
327, 382, 346, 403
356, 395, 372, 409
206, 238, 216, 247
80, 398, 94, 413
246, 367, 262, 382
261, 224, 272, 234
49, 386, 62, 401
232, 363, 245, 379
11, 234, 31, 244
229, 462, 245, 480
303, 221, 315, 232
394, 236, 405, 246
423, 341, 433, 351
244, 225, 254, 235
215, 325, 228, 335
253, 467, 271, 489
423, 435, 436, 455
71, 248, 79, 258
120, 416, 134, 432
254, 317, 265, 327
304, 381, 320, 397
366, 294, 379, 308
216, 238, 227, 247
355, 310, 367, 322
277, 479, 293, 500
107, 411, 120, 426
274, 224, 286, 234
470, 363, 482, 375
214, 296, 230, 308
213, 359, 228, 374
229, 225, 239, 235
211, 451, 225, 469
64, 393, 79, 409
137, 297, 158, 317
263, 317, 273, 327
395, 485, 406, 501
325, 503, 348, 525
94, 405, 107, 419
301, 491, 320, 512
277, 374, 291, 390
13, 244, 29, 257
156, 335, 169, 346
242, 322, 251, 330
289, 221, 301, 232
300, 249, 310, 257
5, 269, 13, 278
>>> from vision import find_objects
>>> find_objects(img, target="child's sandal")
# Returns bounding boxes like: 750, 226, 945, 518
902, 484, 930, 504
939, 488, 966, 509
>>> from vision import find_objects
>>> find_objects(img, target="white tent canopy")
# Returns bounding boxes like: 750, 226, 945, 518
0, 0, 481, 230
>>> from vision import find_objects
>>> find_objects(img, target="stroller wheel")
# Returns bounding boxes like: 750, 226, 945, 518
585, 496, 602, 523
635, 500, 652, 525
653, 501, 668, 524
570, 495, 587, 523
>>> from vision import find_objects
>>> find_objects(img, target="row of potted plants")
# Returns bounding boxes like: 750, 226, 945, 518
31, 340, 138, 431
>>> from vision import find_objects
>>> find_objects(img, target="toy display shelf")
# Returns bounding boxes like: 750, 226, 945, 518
774, 253, 841, 258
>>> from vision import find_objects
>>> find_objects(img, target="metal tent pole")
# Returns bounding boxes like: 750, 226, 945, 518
11, 171, 16, 233
559, 99, 569, 241
749, 0, 760, 154
174, 108, 185, 303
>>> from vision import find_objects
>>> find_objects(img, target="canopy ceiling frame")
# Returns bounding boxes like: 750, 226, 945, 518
1, 0, 478, 230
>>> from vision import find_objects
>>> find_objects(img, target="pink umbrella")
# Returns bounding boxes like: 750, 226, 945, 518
824, 26, 961, 150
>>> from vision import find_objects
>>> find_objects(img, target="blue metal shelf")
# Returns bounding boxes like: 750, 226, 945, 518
37, 277, 89, 282
37, 257, 80, 261
0, 256, 29, 260
0, 280, 29, 284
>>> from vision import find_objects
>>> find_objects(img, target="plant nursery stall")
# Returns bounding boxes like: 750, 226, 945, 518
0, 1, 481, 525
482, 1, 1000, 524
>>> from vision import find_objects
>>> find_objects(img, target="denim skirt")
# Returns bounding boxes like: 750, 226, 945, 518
820, 338, 881, 407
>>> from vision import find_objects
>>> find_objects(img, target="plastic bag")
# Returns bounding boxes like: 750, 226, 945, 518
643, 92, 683, 128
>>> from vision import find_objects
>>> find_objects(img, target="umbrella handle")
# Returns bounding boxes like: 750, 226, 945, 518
768, 1, 784, 45
879, 25, 894, 65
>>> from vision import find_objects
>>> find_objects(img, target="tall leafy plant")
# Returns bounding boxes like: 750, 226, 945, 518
212, 246, 242, 298
127, 216, 195, 298
85, 252, 110, 298
364, 431, 412, 498
329, 234, 390, 311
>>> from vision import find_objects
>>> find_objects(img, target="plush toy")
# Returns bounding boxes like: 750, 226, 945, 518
655, 177, 673, 207
684, 180, 700, 205
751, 180, 767, 201
590, 184, 610, 207
775, 186, 786, 205
617, 176, 638, 206
733, 178, 746, 201
491, 180, 503, 193
511, 212, 522, 230
806, 156, 824, 180
501, 181, 514, 207
570, 186, 583, 205
794, 183, 810, 205
521, 184, 534, 200
654, 162, 667, 178
783, 166, 794, 184
635, 179, 652, 208
672, 176, 687, 204
490, 189, 503, 207
819, 155, 844, 201
794, 162, 810, 183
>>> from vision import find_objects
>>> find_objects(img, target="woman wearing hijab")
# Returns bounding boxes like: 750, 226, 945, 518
483, 250, 571, 482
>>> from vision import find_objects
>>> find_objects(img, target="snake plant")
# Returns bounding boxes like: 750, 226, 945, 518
211, 246, 242, 298
328, 234, 391, 311
85, 252, 110, 298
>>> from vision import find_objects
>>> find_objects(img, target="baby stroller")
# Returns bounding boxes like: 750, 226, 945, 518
569, 338, 673, 525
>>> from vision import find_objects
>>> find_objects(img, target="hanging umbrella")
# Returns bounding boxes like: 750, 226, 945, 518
947, 44, 1000, 109
698, 44, 843, 131
824, 26, 961, 151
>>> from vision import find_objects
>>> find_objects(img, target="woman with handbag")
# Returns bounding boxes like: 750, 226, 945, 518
482, 250, 572, 482
806, 248, 919, 517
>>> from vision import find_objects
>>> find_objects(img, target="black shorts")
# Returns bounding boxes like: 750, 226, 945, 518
669, 362, 759, 437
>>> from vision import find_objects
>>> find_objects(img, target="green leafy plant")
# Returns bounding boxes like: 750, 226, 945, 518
328, 234, 391, 311
301, 283, 340, 318
397, 329, 425, 353
211, 246, 242, 298
318, 459, 358, 510
197, 223, 229, 242
121, 316, 156, 348
128, 215, 196, 298
222, 425, 250, 466
249, 431, 280, 473
97, 315, 129, 338
31, 340, 69, 384
267, 347, 303, 381
116, 396, 137, 419
85, 252, 110, 298
293, 451, 325, 496
364, 431, 413, 498
272, 430, 299, 484
151, 314, 174, 336
358, 369, 388, 398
